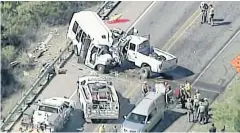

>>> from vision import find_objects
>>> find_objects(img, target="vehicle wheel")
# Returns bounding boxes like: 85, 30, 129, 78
139, 67, 151, 79
74, 45, 79, 56
97, 65, 106, 74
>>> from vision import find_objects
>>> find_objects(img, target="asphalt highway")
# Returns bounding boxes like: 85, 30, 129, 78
11, 1, 240, 132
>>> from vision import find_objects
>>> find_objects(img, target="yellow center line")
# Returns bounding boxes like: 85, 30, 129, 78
93, 1, 215, 132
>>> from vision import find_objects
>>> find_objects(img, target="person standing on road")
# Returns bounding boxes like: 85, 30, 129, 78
142, 81, 149, 97
204, 98, 210, 124
197, 101, 205, 124
184, 81, 192, 98
209, 123, 217, 132
200, 2, 209, 24
111, 125, 118, 133
186, 98, 194, 122
193, 94, 199, 122
99, 124, 105, 133
209, 4, 215, 26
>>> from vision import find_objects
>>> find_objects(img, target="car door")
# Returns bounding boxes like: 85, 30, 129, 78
126, 42, 137, 62
145, 107, 157, 131
85, 45, 98, 68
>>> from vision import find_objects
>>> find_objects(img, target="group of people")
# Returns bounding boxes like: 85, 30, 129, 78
200, 2, 215, 26
142, 80, 210, 125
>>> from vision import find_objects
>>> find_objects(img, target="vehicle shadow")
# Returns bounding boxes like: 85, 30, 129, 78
213, 18, 224, 21
214, 21, 231, 26
111, 91, 135, 124
151, 66, 194, 80
150, 110, 186, 132
61, 108, 85, 132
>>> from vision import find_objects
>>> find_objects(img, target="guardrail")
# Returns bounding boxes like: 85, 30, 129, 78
0, 1, 120, 132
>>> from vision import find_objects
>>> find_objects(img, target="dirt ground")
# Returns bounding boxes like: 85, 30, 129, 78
189, 75, 240, 132
1, 3, 103, 119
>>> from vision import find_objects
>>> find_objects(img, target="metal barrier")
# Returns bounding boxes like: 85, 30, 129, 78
0, 1, 120, 132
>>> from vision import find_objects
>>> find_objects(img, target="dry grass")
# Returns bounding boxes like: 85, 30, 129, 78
190, 77, 240, 132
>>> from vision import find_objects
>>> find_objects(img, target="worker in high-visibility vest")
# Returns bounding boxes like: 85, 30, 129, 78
99, 124, 105, 133
184, 81, 192, 98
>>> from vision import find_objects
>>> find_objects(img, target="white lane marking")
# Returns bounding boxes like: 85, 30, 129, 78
126, 1, 157, 33
69, 90, 77, 99
192, 29, 240, 87
68, 1, 157, 102
197, 87, 220, 94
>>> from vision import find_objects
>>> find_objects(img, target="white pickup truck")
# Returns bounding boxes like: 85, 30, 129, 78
120, 34, 178, 78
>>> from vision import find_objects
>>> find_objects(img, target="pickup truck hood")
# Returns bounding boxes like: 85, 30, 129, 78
33, 111, 58, 125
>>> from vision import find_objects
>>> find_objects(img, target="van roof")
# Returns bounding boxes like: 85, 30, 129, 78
73, 11, 112, 45
132, 92, 164, 116
132, 98, 153, 116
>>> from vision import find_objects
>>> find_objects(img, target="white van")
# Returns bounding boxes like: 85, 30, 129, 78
121, 91, 166, 132
67, 11, 113, 57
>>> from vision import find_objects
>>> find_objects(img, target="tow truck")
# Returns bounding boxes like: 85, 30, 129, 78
76, 75, 119, 123
67, 11, 178, 78
20, 97, 76, 132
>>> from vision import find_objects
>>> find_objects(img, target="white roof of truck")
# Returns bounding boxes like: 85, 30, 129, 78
42, 97, 65, 108
129, 35, 148, 45
72, 11, 112, 45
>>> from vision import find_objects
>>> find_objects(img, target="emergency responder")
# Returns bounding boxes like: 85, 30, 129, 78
209, 4, 215, 26
195, 89, 201, 100
209, 123, 217, 132
184, 81, 191, 98
193, 94, 199, 122
197, 100, 205, 124
180, 85, 186, 108
204, 98, 210, 123
165, 84, 173, 105
112, 125, 118, 132
200, 2, 209, 24
142, 81, 149, 97
186, 98, 194, 122
99, 124, 105, 133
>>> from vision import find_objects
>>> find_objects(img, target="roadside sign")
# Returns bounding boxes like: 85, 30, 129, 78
231, 55, 240, 74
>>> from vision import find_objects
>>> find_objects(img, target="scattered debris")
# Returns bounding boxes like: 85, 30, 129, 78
23, 71, 29, 76
58, 68, 67, 74
9, 61, 20, 68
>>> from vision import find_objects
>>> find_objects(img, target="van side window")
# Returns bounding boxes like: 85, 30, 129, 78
81, 32, 87, 43
72, 21, 79, 34
147, 108, 157, 121
129, 43, 136, 51
76, 29, 83, 42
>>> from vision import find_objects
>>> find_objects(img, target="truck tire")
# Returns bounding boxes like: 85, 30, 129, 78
139, 67, 151, 79
74, 45, 79, 56
97, 65, 106, 74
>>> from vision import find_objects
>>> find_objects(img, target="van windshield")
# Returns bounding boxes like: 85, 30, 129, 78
126, 113, 146, 124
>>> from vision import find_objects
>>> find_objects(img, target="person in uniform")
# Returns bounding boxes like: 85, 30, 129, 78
180, 85, 186, 108
209, 4, 215, 26
200, 2, 209, 24
99, 124, 105, 133
195, 89, 201, 101
204, 98, 210, 123
184, 81, 191, 98
209, 123, 217, 132
193, 94, 199, 122
112, 125, 118, 132
142, 81, 149, 97
186, 98, 194, 122
197, 101, 205, 124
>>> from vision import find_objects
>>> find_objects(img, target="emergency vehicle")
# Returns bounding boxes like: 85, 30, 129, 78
76, 75, 119, 123
20, 97, 76, 132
